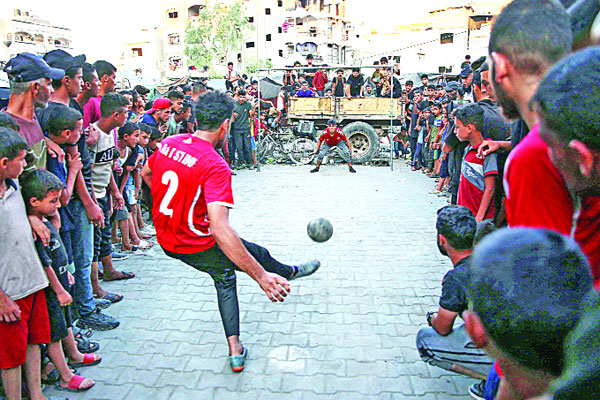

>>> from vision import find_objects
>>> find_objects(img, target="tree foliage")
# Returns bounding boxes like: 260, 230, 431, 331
246, 58, 274, 74
184, 1, 252, 71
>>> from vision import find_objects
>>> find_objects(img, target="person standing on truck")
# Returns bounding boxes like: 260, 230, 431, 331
310, 119, 356, 174
331, 69, 348, 98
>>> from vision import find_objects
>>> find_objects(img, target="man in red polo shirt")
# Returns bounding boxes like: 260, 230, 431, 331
310, 119, 356, 173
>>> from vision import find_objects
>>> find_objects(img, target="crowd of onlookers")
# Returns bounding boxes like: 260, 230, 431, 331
2, 0, 600, 399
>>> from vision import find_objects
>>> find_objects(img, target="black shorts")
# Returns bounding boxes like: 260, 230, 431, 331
44, 288, 72, 342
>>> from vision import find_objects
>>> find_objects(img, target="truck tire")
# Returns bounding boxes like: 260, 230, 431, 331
343, 122, 380, 164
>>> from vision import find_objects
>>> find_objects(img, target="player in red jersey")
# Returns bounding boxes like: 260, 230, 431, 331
310, 119, 356, 173
141, 91, 320, 372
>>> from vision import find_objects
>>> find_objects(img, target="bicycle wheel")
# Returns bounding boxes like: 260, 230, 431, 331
289, 137, 317, 165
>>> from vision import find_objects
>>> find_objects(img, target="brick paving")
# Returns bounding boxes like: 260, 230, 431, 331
45, 161, 477, 399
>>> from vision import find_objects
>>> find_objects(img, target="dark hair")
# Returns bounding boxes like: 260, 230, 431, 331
465, 55, 471, 60
373, 61, 380, 65
421, 74, 428, 80
0, 112, 20, 132
93, 60, 117, 79
436, 205, 476, 250
432, 102, 442, 109
181, 85, 191, 93
51, 65, 82, 90
472, 69, 482, 87
46, 104, 82, 136
20, 169, 63, 205
427, 84, 436, 90
137, 122, 152, 135
479, 61, 489, 73
193, 91, 235, 131
192, 82, 206, 94
237, 89, 246, 96
167, 90, 184, 101
532, 47, 600, 151
145, 100, 153, 111
474, 220, 496, 245
81, 62, 96, 84
405, 80, 413, 86
469, 228, 593, 375
149, 127, 162, 141
181, 100, 192, 114
118, 121, 139, 140
227, 62, 234, 66
134, 85, 150, 95
380, 57, 388, 63
455, 103, 484, 132
471, 56, 487, 71
100, 92, 129, 118
352, 68, 360, 73
336, 69, 344, 73
489, 0, 572, 75
0, 126, 28, 161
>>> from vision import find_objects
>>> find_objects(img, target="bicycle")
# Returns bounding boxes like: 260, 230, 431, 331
257, 126, 317, 166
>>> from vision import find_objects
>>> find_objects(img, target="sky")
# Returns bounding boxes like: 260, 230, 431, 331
3, 0, 434, 61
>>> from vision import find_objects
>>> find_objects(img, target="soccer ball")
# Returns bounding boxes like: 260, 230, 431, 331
307, 218, 334, 243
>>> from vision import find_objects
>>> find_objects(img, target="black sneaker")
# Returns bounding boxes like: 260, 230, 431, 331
349, 166, 356, 173
468, 380, 486, 400
310, 167, 320, 173
290, 260, 320, 280
77, 309, 120, 331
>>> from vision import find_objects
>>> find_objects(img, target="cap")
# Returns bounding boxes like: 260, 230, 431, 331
148, 98, 171, 113
459, 66, 473, 78
43, 49, 86, 73
446, 81, 461, 91
3, 52, 65, 82
327, 119, 337, 125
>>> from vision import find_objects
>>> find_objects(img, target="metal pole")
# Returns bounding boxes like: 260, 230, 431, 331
255, 0, 261, 173
389, 72, 394, 171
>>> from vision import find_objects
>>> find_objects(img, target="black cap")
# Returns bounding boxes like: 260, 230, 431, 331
327, 119, 337, 125
446, 81, 461, 91
3, 52, 65, 82
43, 49, 86, 73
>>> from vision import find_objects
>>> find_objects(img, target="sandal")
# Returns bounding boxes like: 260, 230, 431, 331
138, 239, 154, 249
102, 271, 135, 281
54, 375, 95, 392
42, 366, 79, 385
75, 336, 100, 354
68, 353, 102, 369
96, 292, 123, 303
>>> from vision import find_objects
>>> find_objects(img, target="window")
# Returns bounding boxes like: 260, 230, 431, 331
34, 34, 43, 43
440, 33, 454, 44
248, 16, 254, 23
246, 42, 255, 48
132, 48, 143, 57
266, 34, 272, 41
14, 31, 34, 43
169, 57, 182, 69
265, 8, 271, 15
168, 33, 180, 45
279, 50, 283, 57
278, 0, 283, 6
278, 27, 282, 33
168, 10, 178, 19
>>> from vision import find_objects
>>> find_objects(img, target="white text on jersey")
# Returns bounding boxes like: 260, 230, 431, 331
159, 143, 198, 168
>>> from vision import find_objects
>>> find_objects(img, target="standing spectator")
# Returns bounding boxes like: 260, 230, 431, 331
136, 98, 172, 136
371, 61, 383, 84
295, 81, 315, 97
407, 89, 423, 161
231, 90, 254, 170
331, 69, 347, 98
420, 74, 429, 90
346, 68, 365, 97
225, 62, 239, 91
455, 104, 497, 221
3, 53, 65, 171
417, 206, 493, 383
304, 54, 317, 87
313, 66, 328, 96
0, 127, 50, 400
461, 54, 471, 69
166, 91, 185, 136
83, 60, 116, 129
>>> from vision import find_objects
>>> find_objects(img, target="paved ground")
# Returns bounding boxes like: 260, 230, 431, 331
44, 161, 478, 400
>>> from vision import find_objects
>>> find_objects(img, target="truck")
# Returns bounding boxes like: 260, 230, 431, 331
286, 96, 406, 164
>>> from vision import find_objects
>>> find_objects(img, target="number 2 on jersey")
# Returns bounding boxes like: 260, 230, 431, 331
159, 170, 178, 217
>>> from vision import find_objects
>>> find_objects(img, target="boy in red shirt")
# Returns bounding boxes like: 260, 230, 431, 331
310, 119, 356, 173
455, 104, 497, 221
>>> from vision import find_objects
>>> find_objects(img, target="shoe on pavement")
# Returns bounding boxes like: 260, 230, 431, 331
468, 380, 486, 400
94, 298, 111, 310
76, 309, 120, 331
111, 251, 129, 261
310, 167, 320, 173
229, 346, 248, 372
291, 260, 321, 280
429, 189, 442, 194
140, 225, 156, 236
349, 166, 357, 173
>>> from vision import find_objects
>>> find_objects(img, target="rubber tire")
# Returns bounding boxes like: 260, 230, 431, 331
289, 137, 317, 165
342, 122, 380, 164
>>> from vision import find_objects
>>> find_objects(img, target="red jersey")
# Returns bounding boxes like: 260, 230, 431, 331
148, 134, 234, 254
319, 128, 347, 146
458, 143, 498, 220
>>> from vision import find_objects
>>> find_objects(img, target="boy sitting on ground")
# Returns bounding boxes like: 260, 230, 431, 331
21, 170, 100, 393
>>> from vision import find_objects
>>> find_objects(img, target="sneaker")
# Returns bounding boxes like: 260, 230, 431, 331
140, 225, 156, 236
77, 309, 120, 331
290, 260, 320, 280
229, 346, 248, 372
94, 298, 111, 310
429, 189, 442, 194
111, 251, 129, 261
348, 166, 357, 173
310, 167, 320, 173
248, 164, 256, 170
235, 164, 247, 170
468, 380, 486, 400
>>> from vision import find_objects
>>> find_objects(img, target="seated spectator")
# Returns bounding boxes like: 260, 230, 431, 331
416, 206, 493, 390
371, 61, 383, 83
364, 84, 377, 98
346, 68, 365, 97
455, 104, 497, 221
466, 228, 595, 400
296, 81, 315, 98
21, 170, 98, 393
0, 127, 52, 400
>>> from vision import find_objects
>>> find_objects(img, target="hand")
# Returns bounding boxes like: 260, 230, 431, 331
115, 166, 123, 176
257, 272, 290, 302
441, 152, 447, 161
86, 125, 101, 146
57, 290, 72, 307
28, 215, 50, 246
0, 295, 21, 322
477, 140, 499, 158
68, 272, 75, 286
86, 202, 105, 228
45, 138, 65, 163
66, 153, 83, 172
159, 124, 168, 134
112, 191, 124, 210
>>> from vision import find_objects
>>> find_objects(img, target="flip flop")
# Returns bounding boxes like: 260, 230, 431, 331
75, 334, 100, 354
68, 353, 102, 369
103, 271, 135, 281
54, 375, 95, 393
98, 292, 123, 303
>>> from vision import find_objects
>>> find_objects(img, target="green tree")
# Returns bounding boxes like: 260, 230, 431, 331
246, 58, 274, 74
184, 0, 252, 72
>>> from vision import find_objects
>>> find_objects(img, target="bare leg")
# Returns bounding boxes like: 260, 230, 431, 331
136, 204, 144, 230
23, 344, 44, 400
451, 363, 488, 381
1, 366, 22, 400
46, 341, 75, 384
119, 219, 132, 250
62, 328, 86, 363
227, 335, 243, 356
101, 254, 133, 281
91, 261, 107, 298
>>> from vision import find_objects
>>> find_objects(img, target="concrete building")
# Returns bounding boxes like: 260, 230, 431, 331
352, 0, 511, 75
117, 27, 164, 87
0, 8, 73, 63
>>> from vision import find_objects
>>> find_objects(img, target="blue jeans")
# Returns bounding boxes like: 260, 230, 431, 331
317, 142, 352, 163
412, 143, 423, 167
60, 199, 95, 316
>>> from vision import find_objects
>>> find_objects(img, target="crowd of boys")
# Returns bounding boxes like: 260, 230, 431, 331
2, 0, 600, 399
